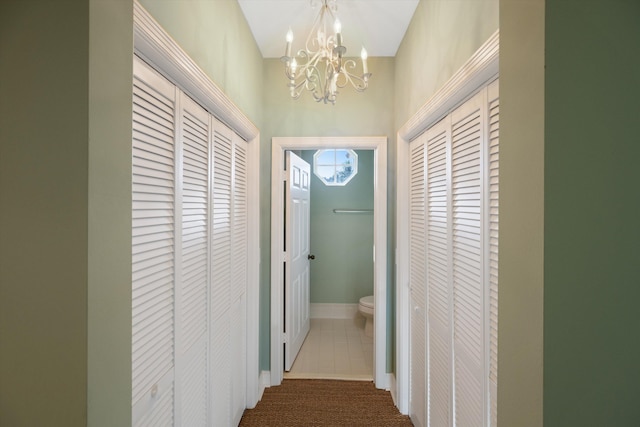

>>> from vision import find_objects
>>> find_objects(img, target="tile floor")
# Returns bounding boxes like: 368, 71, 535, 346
284, 317, 374, 381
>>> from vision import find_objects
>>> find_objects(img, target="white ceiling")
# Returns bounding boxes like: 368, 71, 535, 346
238, 0, 419, 58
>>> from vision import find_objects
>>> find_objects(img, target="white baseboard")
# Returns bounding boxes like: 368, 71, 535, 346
388, 373, 398, 407
311, 303, 359, 319
257, 370, 270, 403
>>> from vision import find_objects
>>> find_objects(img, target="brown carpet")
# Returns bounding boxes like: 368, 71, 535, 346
239, 379, 413, 426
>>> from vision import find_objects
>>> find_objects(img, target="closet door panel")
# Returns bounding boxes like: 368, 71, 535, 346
425, 118, 452, 427
177, 92, 211, 426
132, 56, 177, 426
487, 79, 500, 427
451, 91, 485, 427
409, 135, 427, 427
231, 136, 249, 423
210, 119, 235, 426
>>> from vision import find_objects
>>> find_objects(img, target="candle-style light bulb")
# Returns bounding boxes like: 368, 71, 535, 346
285, 28, 293, 58
361, 47, 369, 75
334, 18, 342, 34
334, 18, 343, 47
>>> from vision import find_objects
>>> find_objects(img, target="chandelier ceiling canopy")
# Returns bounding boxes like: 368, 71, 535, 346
280, 0, 371, 105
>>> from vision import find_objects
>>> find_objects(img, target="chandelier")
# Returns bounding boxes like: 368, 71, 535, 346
280, 0, 371, 105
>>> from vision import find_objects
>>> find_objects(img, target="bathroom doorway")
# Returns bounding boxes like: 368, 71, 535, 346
270, 136, 388, 389
285, 148, 375, 380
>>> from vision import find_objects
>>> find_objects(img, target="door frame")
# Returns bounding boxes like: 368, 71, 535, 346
270, 136, 388, 389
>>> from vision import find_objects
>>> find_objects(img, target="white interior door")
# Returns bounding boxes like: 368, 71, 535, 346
284, 151, 311, 371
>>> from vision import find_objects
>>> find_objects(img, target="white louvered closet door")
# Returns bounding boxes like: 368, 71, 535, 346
176, 92, 210, 426
425, 117, 452, 427
451, 90, 486, 427
409, 135, 427, 427
132, 56, 177, 427
132, 56, 250, 427
487, 79, 499, 427
407, 80, 499, 427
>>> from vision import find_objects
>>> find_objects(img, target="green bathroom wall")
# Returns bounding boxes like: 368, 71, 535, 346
544, 1, 640, 425
300, 150, 374, 304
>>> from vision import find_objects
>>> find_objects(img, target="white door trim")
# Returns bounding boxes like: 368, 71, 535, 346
133, 1, 261, 409
395, 30, 499, 414
271, 136, 388, 389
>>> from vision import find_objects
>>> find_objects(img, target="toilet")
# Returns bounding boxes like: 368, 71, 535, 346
358, 295, 375, 337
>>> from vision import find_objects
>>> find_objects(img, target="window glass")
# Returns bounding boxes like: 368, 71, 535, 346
313, 149, 358, 186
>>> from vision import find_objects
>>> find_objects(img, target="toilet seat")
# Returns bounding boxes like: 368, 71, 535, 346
358, 295, 375, 337
359, 295, 374, 309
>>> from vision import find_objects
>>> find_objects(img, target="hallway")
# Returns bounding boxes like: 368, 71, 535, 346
239, 379, 412, 426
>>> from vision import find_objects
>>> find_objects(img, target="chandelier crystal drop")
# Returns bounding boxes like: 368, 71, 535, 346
280, 0, 371, 105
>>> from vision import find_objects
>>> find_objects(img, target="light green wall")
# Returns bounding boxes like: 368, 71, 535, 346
260, 57, 396, 372
138, 0, 264, 126
499, 0, 545, 425
88, 0, 134, 425
544, 1, 640, 425
300, 150, 374, 304
394, 0, 499, 129
0, 1, 90, 425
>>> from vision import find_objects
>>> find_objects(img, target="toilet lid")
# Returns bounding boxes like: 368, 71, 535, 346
360, 295, 374, 309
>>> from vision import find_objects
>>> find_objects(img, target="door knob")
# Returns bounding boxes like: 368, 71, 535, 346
308, 254, 315, 260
